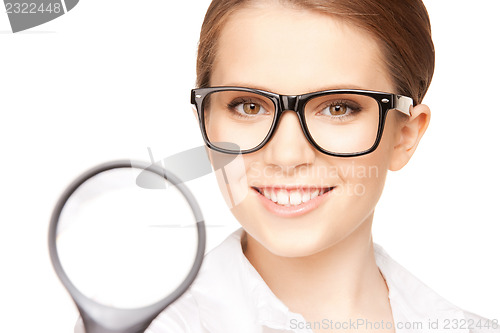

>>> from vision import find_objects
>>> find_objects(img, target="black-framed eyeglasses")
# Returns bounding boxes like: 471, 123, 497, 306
191, 86, 413, 157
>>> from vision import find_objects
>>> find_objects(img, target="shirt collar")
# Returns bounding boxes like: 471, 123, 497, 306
374, 244, 468, 332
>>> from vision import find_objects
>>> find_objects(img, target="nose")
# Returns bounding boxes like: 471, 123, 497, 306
262, 110, 316, 173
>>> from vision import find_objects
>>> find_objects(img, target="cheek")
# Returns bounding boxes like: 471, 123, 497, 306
311, 157, 386, 236
324, 115, 399, 227
209, 150, 252, 209
331, 120, 397, 214
330, 155, 389, 222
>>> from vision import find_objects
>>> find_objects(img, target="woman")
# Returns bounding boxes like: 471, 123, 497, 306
147, 0, 498, 332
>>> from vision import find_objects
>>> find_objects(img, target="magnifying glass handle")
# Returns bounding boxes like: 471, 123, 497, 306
79, 313, 152, 333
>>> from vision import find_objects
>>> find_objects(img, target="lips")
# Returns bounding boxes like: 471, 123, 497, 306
251, 186, 335, 206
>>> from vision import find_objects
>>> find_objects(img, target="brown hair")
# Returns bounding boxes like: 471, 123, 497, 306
196, 0, 435, 105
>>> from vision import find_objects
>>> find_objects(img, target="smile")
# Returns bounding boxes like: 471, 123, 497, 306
252, 186, 335, 206
251, 186, 335, 218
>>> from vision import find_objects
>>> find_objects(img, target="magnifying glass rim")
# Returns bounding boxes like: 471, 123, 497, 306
48, 159, 206, 333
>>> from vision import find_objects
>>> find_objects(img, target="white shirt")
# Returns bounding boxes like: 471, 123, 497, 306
145, 228, 498, 333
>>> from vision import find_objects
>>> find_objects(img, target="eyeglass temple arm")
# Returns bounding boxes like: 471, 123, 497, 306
191, 90, 198, 105
394, 95, 413, 117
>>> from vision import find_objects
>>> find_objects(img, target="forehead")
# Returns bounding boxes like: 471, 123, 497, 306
211, 4, 393, 95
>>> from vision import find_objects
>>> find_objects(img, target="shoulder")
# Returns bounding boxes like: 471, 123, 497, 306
147, 228, 255, 333
373, 243, 499, 333
146, 291, 205, 333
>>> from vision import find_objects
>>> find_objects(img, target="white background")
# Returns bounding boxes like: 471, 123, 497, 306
0, 0, 498, 331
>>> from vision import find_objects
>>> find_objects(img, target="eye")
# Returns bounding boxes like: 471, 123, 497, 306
240, 102, 262, 115
317, 101, 361, 118
227, 98, 269, 117
327, 104, 348, 116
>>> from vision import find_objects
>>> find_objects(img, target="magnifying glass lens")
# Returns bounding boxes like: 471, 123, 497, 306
56, 166, 198, 309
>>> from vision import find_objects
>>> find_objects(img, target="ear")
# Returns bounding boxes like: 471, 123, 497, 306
389, 104, 431, 171
192, 106, 199, 121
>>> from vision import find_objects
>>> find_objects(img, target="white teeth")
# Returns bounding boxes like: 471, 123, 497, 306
277, 190, 289, 205
289, 191, 302, 205
302, 191, 311, 202
260, 188, 331, 206
271, 190, 277, 202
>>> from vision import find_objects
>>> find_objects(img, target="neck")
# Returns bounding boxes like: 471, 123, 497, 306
242, 213, 390, 320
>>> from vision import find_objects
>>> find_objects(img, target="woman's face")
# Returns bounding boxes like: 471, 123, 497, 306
208, 3, 404, 257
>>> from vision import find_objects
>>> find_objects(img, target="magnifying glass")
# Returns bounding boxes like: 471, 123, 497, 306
48, 160, 205, 333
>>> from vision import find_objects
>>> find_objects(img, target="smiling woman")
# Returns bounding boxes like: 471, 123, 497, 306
143, 0, 499, 332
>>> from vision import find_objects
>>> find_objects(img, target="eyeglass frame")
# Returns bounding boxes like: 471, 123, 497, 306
191, 86, 413, 157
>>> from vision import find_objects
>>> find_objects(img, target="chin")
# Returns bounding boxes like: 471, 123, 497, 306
236, 211, 352, 258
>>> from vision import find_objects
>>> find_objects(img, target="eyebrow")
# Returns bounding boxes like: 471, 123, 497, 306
214, 83, 373, 94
